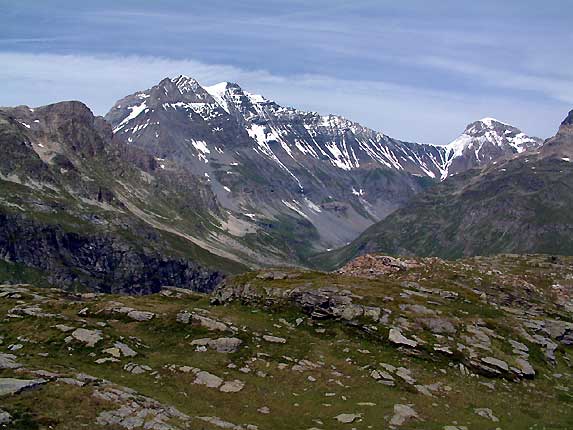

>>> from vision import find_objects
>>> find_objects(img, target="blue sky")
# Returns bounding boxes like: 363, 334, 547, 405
0, 0, 572, 143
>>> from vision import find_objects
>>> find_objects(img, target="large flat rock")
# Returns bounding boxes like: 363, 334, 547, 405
0, 378, 47, 397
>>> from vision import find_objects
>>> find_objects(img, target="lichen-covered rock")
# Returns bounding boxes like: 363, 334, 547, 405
388, 328, 418, 348
481, 357, 509, 373
262, 335, 287, 344
219, 379, 245, 393
123, 363, 152, 374
69, 328, 103, 347
335, 413, 361, 423
194, 371, 223, 388
474, 407, 499, 422
0, 353, 22, 369
389, 404, 418, 427
0, 378, 47, 397
100, 302, 155, 321
0, 409, 11, 425
191, 337, 242, 353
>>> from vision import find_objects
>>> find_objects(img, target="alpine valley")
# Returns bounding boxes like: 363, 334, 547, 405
0, 75, 549, 292
2, 75, 573, 430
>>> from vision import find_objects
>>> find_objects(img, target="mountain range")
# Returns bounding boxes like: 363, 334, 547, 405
0, 74, 568, 292
315, 110, 573, 269
103, 76, 542, 259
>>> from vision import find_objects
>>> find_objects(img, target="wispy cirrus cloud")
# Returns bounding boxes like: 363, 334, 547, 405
417, 56, 573, 105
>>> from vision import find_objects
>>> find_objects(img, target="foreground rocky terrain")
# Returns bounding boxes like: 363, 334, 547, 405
1, 254, 572, 429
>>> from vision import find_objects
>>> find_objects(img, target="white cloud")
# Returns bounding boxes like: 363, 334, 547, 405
0, 52, 568, 143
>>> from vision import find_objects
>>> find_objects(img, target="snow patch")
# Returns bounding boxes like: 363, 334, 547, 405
247, 124, 303, 190
352, 188, 364, 196
191, 140, 210, 155
114, 101, 148, 133
479, 117, 509, 127
305, 198, 322, 213
282, 200, 309, 220
205, 82, 231, 113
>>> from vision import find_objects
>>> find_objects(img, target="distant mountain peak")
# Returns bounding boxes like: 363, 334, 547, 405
170, 75, 202, 93
478, 117, 508, 126
440, 117, 542, 179
464, 117, 515, 135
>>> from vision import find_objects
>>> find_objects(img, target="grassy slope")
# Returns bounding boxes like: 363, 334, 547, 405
311, 156, 573, 271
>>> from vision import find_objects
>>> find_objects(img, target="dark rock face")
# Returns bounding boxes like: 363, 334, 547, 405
0, 212, 222, 294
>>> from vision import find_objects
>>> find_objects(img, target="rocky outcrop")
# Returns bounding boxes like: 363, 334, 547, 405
337, 254, 416, 278
211, 282, 382, 324
211, 265, 572, 382
190, 337, 242, 353
0, 378, 47, 397
67, 328, 103, 347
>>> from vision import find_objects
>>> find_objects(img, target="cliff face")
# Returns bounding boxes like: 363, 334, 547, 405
0, 212, 223, 294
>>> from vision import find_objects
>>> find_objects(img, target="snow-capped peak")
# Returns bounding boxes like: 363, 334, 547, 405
205, 81, 273, 114
438, 117, 541, 179
244, 91, 270, 105
204, 81, 232, 96
478, 117, 509, 127
204, 82, 235, 113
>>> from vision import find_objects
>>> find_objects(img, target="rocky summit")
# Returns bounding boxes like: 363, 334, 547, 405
1, 254, 572, 429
